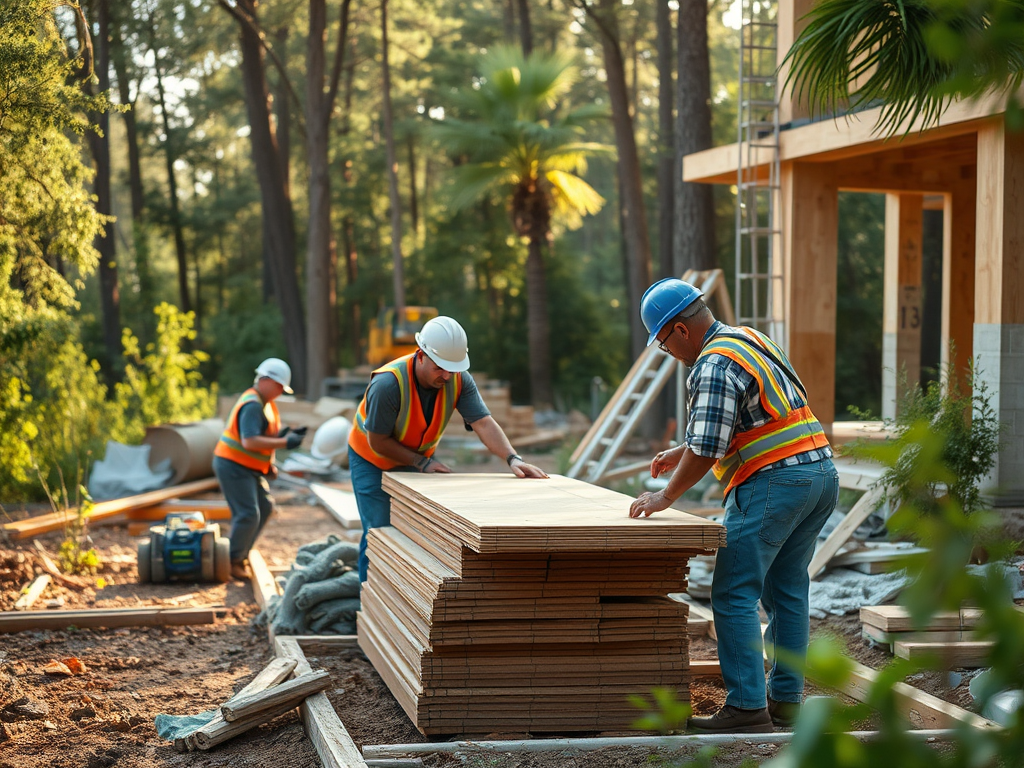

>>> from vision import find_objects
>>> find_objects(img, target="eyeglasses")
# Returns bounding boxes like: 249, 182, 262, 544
657, 326, 679, 353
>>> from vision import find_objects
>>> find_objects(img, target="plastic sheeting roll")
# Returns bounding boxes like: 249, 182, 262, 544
143, 418, 224, 484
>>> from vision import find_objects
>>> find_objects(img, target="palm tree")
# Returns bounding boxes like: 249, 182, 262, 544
431, 46, 612, 410
784, 0, 1024, 138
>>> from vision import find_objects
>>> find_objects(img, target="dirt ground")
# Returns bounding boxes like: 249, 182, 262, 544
0, 444, 998, 767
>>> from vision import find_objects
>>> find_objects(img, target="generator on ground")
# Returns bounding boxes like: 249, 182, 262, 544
137, 511, 231, 583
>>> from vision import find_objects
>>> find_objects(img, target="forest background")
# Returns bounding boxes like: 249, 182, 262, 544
1, 0, 912, 502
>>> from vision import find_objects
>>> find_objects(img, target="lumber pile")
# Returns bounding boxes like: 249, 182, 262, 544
358, 473, 726, 734
860, 605, 996, 668
443, 376, 540, 440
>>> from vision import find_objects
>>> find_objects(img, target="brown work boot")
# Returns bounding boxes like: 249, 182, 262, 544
768, 697, 801, 728
230, 561, 251, 580
687, 705, 774, 734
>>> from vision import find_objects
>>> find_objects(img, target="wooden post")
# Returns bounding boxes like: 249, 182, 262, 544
882, 193, 924, 419
776, 0, 815, 126
942, 182, 976, 380
780, 161, 838, 428
974, 119, 1024, 505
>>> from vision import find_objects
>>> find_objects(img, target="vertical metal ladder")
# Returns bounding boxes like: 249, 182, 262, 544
736, 0, 783, 342
566, 270, 733, 486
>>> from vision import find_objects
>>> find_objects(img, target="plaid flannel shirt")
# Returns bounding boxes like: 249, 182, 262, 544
685, 321, 832, 472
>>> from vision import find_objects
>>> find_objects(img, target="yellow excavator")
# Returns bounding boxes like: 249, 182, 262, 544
367, 306, 438, 367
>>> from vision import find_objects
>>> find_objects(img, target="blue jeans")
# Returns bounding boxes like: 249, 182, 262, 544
213, 455, 274, 563
711, 458, 839, 709
350, 447, 417, 582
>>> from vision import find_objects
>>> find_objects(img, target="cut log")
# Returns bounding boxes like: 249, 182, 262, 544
14, 575, 51, 611
3, 477, 220, 540
221, 669, 331, 722
0, 606, 218, 634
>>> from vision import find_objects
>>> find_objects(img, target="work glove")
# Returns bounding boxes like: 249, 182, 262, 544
292, 426, 309, 438
278, 426, 291, 438
285, 431, 304, 449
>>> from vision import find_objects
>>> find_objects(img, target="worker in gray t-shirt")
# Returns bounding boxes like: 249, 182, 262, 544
347, 316, 548, 581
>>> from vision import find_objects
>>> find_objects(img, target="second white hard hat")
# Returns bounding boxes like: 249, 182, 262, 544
415, 316, 470, 372
310, 416, 352, 461
254, 357, 293, 393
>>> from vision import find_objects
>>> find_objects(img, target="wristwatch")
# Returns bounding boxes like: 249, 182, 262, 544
506, 453, 523, 466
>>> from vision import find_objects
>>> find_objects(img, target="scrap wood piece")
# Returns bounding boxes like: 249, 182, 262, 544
893, 640, 995, 668
14, 574, 51, 611
860, 605, 986, 633
221, 669, 331, 722
193, 699, 299, 750
3, 477, 220, 541
310, 483, 362, 530
32, 541, 91, 589
0, 606, 218, 634
248, 549, 280, 612
275, 636, 368, 768
178, 657, 298, 752
808, 485, 885, 579
689, 659, 721, 676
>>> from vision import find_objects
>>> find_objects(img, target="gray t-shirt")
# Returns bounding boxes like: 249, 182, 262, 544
363, 368, 490, 436
238, 401, 272, 439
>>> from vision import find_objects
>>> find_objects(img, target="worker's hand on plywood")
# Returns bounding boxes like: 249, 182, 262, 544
419, 457, 452, 473
629, 490, 673, 518
508, 458, 548, 479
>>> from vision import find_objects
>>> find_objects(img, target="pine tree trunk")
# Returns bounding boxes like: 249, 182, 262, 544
90, 0, 121, 368
674, 0, 716, 274
234, 0, 307, 394
593, 0, 653, 360
517, 0, 533, 55
656, 0, 675, 278
381, 0, 405, 314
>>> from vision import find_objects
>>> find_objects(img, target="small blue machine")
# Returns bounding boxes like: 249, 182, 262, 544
137, 511, 231, 583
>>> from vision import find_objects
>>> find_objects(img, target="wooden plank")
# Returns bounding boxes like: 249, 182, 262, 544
808, 486, 884, 578
13, 574, 51, 611
181, 656, 297, 751
941, 183, 976, 377
0, 606, 218, 634
276, 637, 368, 768
893, 640, 994, 668
882, 193, 924, 420
860, 605, 986, 633
2, 477, 220, 540
125, 500, 231, 521
221, 669, 332, 722
689, 659, 721, 676
248, 549, 280, 612
669, 593, 715, 640
310, 483, 362, 530
861, 624, 977, 647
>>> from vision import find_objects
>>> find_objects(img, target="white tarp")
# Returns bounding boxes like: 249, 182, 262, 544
87, 440, 174, 501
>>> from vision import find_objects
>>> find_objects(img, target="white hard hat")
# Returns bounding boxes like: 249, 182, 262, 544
254, 358, 293, 394
415, 316, 470, 372
310, 416, 352, 461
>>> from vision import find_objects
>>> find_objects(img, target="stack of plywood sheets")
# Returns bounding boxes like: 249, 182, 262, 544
358, 473, 726, 734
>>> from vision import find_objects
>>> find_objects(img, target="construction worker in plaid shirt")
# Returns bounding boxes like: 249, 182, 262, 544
630, 278, 838, 734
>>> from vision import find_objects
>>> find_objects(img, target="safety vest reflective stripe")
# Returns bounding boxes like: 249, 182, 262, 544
213, 388, 281, 473
347, 354, 463, 470
697, 329, 829, 497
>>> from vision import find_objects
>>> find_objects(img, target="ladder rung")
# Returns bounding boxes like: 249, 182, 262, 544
739, 182, 780, 190
740, 227, 778, 235
742, 45, 777, 51
599, 438, 614, 446
615, 415, 628, 423
743, 76, 776, 84
628, 393, 643, 401
742, 99, 777, 109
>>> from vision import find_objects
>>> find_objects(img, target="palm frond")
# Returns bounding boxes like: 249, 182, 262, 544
443, 163, 515, 212
546, 170, 605, 220
784, 0, 962, 136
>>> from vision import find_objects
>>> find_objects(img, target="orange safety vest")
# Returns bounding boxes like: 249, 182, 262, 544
348, 353, 463, 470
698, 327, 830, 497
213, 387, 281, 473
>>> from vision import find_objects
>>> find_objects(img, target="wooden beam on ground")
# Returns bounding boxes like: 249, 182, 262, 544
125, 499, 231, 522
808, 486, 885, 579
689, 659, 721, 676
275, 636, 368, 768
860, 605, 986, 633
179, 656, 297, 751
0, 606, 218, 634
893, 640, 994, 668
2, 477, 220, 540
248, 549, 279, 612
221, 669, 332, 722
13, 574, 51, 611
310, 483, 362, 530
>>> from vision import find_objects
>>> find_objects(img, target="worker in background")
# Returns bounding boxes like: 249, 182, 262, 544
349, 315, 548, 583
630, 278, 838, 734
214, 358, 307, 580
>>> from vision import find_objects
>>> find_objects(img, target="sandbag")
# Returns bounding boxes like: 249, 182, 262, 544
295, 571, 359, 611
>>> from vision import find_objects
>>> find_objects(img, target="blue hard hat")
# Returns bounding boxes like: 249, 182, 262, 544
640, 278, 704, 346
